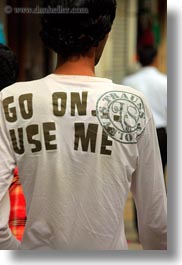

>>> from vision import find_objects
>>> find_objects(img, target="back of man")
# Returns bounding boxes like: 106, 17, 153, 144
0, 74, 166, 250
0, 0, 167, 250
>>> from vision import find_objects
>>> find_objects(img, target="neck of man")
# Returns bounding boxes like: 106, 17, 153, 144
54, 48, 96, 77
150, 56, 158, 68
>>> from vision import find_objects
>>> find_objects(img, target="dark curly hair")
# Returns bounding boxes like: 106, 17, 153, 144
0, 44, 19, 91
40, 0, 116, 59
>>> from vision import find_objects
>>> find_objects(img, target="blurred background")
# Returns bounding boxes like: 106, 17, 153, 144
0, 0, 167, 82
0, 0, 167, 250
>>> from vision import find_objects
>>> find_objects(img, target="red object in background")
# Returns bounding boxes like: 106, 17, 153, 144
138, 28, 155, 48
9, 168, 26, 241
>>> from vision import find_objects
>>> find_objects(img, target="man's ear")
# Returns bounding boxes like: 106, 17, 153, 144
136, 54, 140, 62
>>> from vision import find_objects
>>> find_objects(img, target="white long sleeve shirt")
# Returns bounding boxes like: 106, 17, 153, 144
122, 66, 167, 129
0, 74, 167, 250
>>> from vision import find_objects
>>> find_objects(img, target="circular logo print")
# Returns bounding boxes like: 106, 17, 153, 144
96, 91, 146, 144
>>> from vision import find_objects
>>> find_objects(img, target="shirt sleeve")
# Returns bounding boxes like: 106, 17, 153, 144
131, 116, 167, 250
0, 92, 20, 250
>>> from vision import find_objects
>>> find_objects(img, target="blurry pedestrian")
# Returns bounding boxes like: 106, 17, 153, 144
123, 45, 167, 234
123, 45, 167, 172
0, 43, 26, 241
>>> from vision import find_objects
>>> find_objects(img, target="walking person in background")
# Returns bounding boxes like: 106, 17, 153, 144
0, 1, 167, 250
122, 45, 167, 234
123, 45, 167, 172
0, 43, 26, 241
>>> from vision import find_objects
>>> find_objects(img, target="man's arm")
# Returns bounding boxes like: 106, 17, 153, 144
0, 93, 20, 249
131, 116, 167, 250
